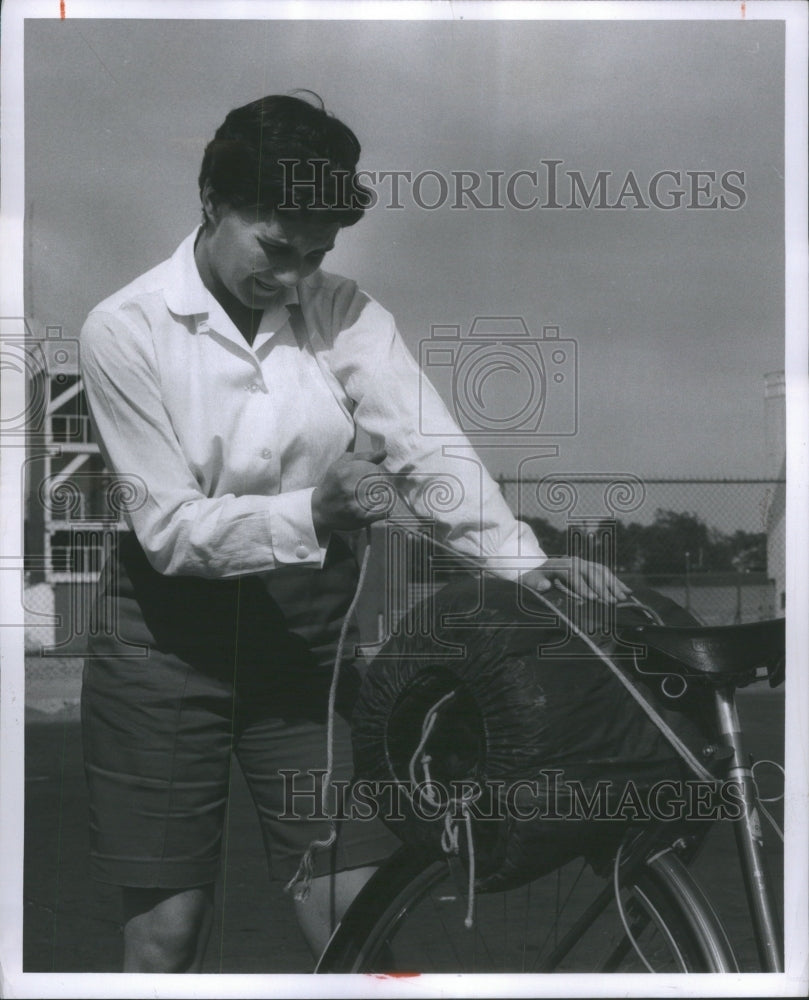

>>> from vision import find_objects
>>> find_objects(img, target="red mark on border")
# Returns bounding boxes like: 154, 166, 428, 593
60, 0, 66, 18
369, 972, 421, 978
741, 1, 746, 16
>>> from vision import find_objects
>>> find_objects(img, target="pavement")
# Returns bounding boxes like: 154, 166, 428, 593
18, 656, 786, 976
24, 655, 83, 720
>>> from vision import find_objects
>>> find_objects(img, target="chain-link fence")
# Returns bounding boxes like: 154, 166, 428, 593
352, 476, 786, 648
22, 474, 786, 657
497, 475, 785, 625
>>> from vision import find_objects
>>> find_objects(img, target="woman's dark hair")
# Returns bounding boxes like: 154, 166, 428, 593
198, 93, 372, 226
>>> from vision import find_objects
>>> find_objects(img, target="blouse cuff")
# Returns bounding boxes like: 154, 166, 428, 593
267, 487, 327, 567
483, 522, 548, 581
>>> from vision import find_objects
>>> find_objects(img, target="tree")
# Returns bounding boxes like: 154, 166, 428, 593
521, 510, 767, 578
635, 509, 711, 574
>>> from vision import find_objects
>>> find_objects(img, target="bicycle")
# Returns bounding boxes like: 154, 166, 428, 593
316, 602, 785, 974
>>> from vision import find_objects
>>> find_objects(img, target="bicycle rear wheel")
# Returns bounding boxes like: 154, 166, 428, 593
317, 843, 739, 973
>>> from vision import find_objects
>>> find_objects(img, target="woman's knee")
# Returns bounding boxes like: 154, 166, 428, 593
295, 866, 378, 959
122, 885, 213, 973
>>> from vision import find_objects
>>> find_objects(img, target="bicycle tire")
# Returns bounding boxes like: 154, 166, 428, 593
316, 843, 739, 973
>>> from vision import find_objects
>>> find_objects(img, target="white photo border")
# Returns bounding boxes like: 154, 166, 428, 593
1, 1, 806, 997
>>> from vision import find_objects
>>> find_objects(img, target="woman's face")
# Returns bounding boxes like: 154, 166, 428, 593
198, 192, 341, 310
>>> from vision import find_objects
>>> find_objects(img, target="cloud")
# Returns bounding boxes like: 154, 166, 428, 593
24, 16, 784, 476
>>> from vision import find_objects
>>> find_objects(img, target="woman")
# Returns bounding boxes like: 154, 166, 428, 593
79, 93, 628, 972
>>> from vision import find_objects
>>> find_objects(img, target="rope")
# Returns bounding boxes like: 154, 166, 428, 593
460, 799, 476, 928
408, 690, 456, 793
284, 529, 374, 902
751, 758, 785, 843
413, 528, 714, 781
287, 515, 715, 914
751, 758, 785, 804
437, 792, 477, 928
757, 801, 784, 844
623, 594, 665, 624
407, 690, 478, 928
612, 840, 656, 973
529, 585, 713, 779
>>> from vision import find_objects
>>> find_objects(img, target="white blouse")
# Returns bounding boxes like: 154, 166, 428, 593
80, 231, 547, 580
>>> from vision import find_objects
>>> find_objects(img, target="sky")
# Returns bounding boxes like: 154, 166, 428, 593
23, 14, 786, 484
4, 8, 806, 995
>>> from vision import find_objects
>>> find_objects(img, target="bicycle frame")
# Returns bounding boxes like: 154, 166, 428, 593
714, 683, 783, 972
318, 542, 786, 974
316, 679, 784, 974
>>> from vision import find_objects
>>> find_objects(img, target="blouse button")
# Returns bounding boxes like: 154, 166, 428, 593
247, 382, 261, 393
261, 448, 273, 460
295, 545, 309, 560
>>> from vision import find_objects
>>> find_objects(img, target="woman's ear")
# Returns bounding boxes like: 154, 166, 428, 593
200, 182, 220, 229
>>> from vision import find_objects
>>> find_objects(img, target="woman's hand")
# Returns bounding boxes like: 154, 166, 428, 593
311, 450, 393, 533
520, 557, 632, 604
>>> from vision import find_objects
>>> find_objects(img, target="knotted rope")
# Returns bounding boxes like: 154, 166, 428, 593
284, 533, 374, 901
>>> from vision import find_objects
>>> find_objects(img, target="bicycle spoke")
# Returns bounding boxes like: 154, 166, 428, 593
532, 859, 590, 970
521, 880, 531, 972
319, 840, 741, 974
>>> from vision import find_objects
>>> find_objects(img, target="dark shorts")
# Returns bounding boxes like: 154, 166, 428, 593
81, 533, 398, 888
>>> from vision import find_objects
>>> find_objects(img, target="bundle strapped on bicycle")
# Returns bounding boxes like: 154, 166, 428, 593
288, 518, 718, 913
387, 527, 714, 782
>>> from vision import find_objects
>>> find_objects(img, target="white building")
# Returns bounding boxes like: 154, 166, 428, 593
764, 371, 786, 616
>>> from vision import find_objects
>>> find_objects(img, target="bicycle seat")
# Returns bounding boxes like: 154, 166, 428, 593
618, 618, 785, 686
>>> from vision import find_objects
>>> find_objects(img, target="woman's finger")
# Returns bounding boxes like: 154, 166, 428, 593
583, 563, 619, 602
577, 559, 631, 603
352, 449, 388, 464
565, 569, 600, 602
548, 561, 598, 602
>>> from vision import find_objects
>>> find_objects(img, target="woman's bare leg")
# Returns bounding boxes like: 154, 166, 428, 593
122, 885, 214, 972
293, 865, 377, 960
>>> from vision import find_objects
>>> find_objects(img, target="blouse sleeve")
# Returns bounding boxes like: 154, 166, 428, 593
80, 309, 325, 577
316, 286, 548, 580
